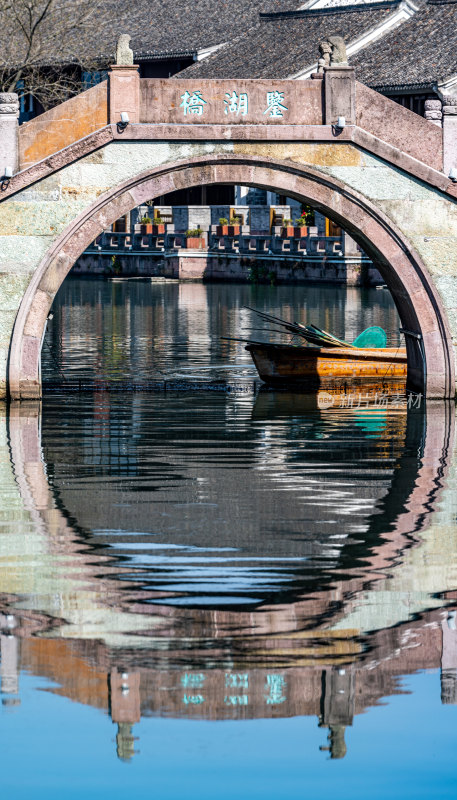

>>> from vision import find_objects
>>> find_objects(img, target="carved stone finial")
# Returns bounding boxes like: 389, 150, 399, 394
441, 95, 457, 120
318, 35, 348, 68
116, 34, 134, 66
424, 99, 442, 127
0, 93, 19, 116
318, 40, 332, 72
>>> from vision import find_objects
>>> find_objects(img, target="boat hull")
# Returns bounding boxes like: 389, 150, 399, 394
246, 343, 407, 387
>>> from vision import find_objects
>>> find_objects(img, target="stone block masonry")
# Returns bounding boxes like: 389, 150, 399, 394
72, 251, 378, 287
1, 68, 457, 398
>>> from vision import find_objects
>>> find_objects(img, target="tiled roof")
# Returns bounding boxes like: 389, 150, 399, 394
176, 4, 401, 79
0, 0, 304, 66
351, 2, 457, 90
97, 0, 300, 59
178, 1, 457, 91
2, 0, 456, 93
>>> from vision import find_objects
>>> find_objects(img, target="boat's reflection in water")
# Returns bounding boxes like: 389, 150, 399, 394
1, 390, 456, 761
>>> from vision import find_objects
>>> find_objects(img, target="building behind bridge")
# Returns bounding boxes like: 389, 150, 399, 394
8, 1, 456, 124
3, 0, 457, 280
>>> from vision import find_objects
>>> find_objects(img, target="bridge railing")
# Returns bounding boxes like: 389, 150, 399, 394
87, 230, 346, 258
91, 231, 167, 252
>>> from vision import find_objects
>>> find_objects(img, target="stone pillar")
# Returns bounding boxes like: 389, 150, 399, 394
319, 667, 354, 759
424, 98, 442, 128
342, 231, 360, 257
0, 93, 19, 176
324, 66, 355, 126
109, 65, 140, 125
0, 633, 19, 697
109, 669, 140, 760
441, 612, 457, 705
442, 95, 457, 175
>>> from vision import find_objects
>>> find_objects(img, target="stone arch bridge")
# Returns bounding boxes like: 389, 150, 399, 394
1, 64, 457, 399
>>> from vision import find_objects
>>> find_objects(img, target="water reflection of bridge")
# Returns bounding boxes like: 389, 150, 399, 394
0, 398, 456, 760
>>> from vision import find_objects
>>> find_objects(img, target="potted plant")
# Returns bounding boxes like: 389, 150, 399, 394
139, 215, 152, 234
228, 215, 242, 236
185, 227, 205, 249
294, 213, 308, 238
281, 218, 294, 238
216, 217, 229, 236
152, 215, 166, 235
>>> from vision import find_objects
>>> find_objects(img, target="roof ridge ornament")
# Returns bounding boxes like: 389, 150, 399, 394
116, 34, 134, 66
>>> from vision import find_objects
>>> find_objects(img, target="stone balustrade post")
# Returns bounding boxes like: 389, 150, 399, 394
424, 98, 442, 128
323, 66, 356, 126
442, 95, 457, 176
109, 65, 140, 125
342, 231, 360, 257
0, 93, 19, 177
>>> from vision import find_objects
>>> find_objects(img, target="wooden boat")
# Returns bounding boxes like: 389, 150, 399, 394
245, 341, 407, 387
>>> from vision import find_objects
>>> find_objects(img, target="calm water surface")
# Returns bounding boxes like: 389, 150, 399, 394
1, 280, 456, 798
41, 278, 403, 383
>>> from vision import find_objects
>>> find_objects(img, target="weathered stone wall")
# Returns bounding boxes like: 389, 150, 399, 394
72, 253, 165, 276
173, 205, 211, 231
72, 252, 378, 285
173, 253, 375, 285
1, 138, 457, 397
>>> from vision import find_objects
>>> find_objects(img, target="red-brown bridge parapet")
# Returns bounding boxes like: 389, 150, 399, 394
16, 66, 444, 180
140, 77, 323, 126
18, 81, 109, 170
355, 81, 443, 173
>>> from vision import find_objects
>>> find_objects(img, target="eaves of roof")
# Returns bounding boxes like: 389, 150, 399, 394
371, 81, 436, 93
134, 50, 196, 62
37, 48, 197, 68
259, 1, 401, 20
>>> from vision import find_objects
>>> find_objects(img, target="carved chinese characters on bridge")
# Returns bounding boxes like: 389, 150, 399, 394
224, 91, 248, 116
264, 91, 288, 118
180, 89, 288, 120
140, 80, 323, 126
179, 90, 207, 116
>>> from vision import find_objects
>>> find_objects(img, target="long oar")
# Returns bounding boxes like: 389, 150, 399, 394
245, 307, 351, 348
244, 307, 310, 341
298, 324, 355, 349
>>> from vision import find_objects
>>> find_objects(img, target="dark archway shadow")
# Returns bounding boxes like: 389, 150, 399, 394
8, 156, 455, 399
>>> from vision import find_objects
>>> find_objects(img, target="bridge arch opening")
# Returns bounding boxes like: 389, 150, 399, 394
8, 154, 454, 399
